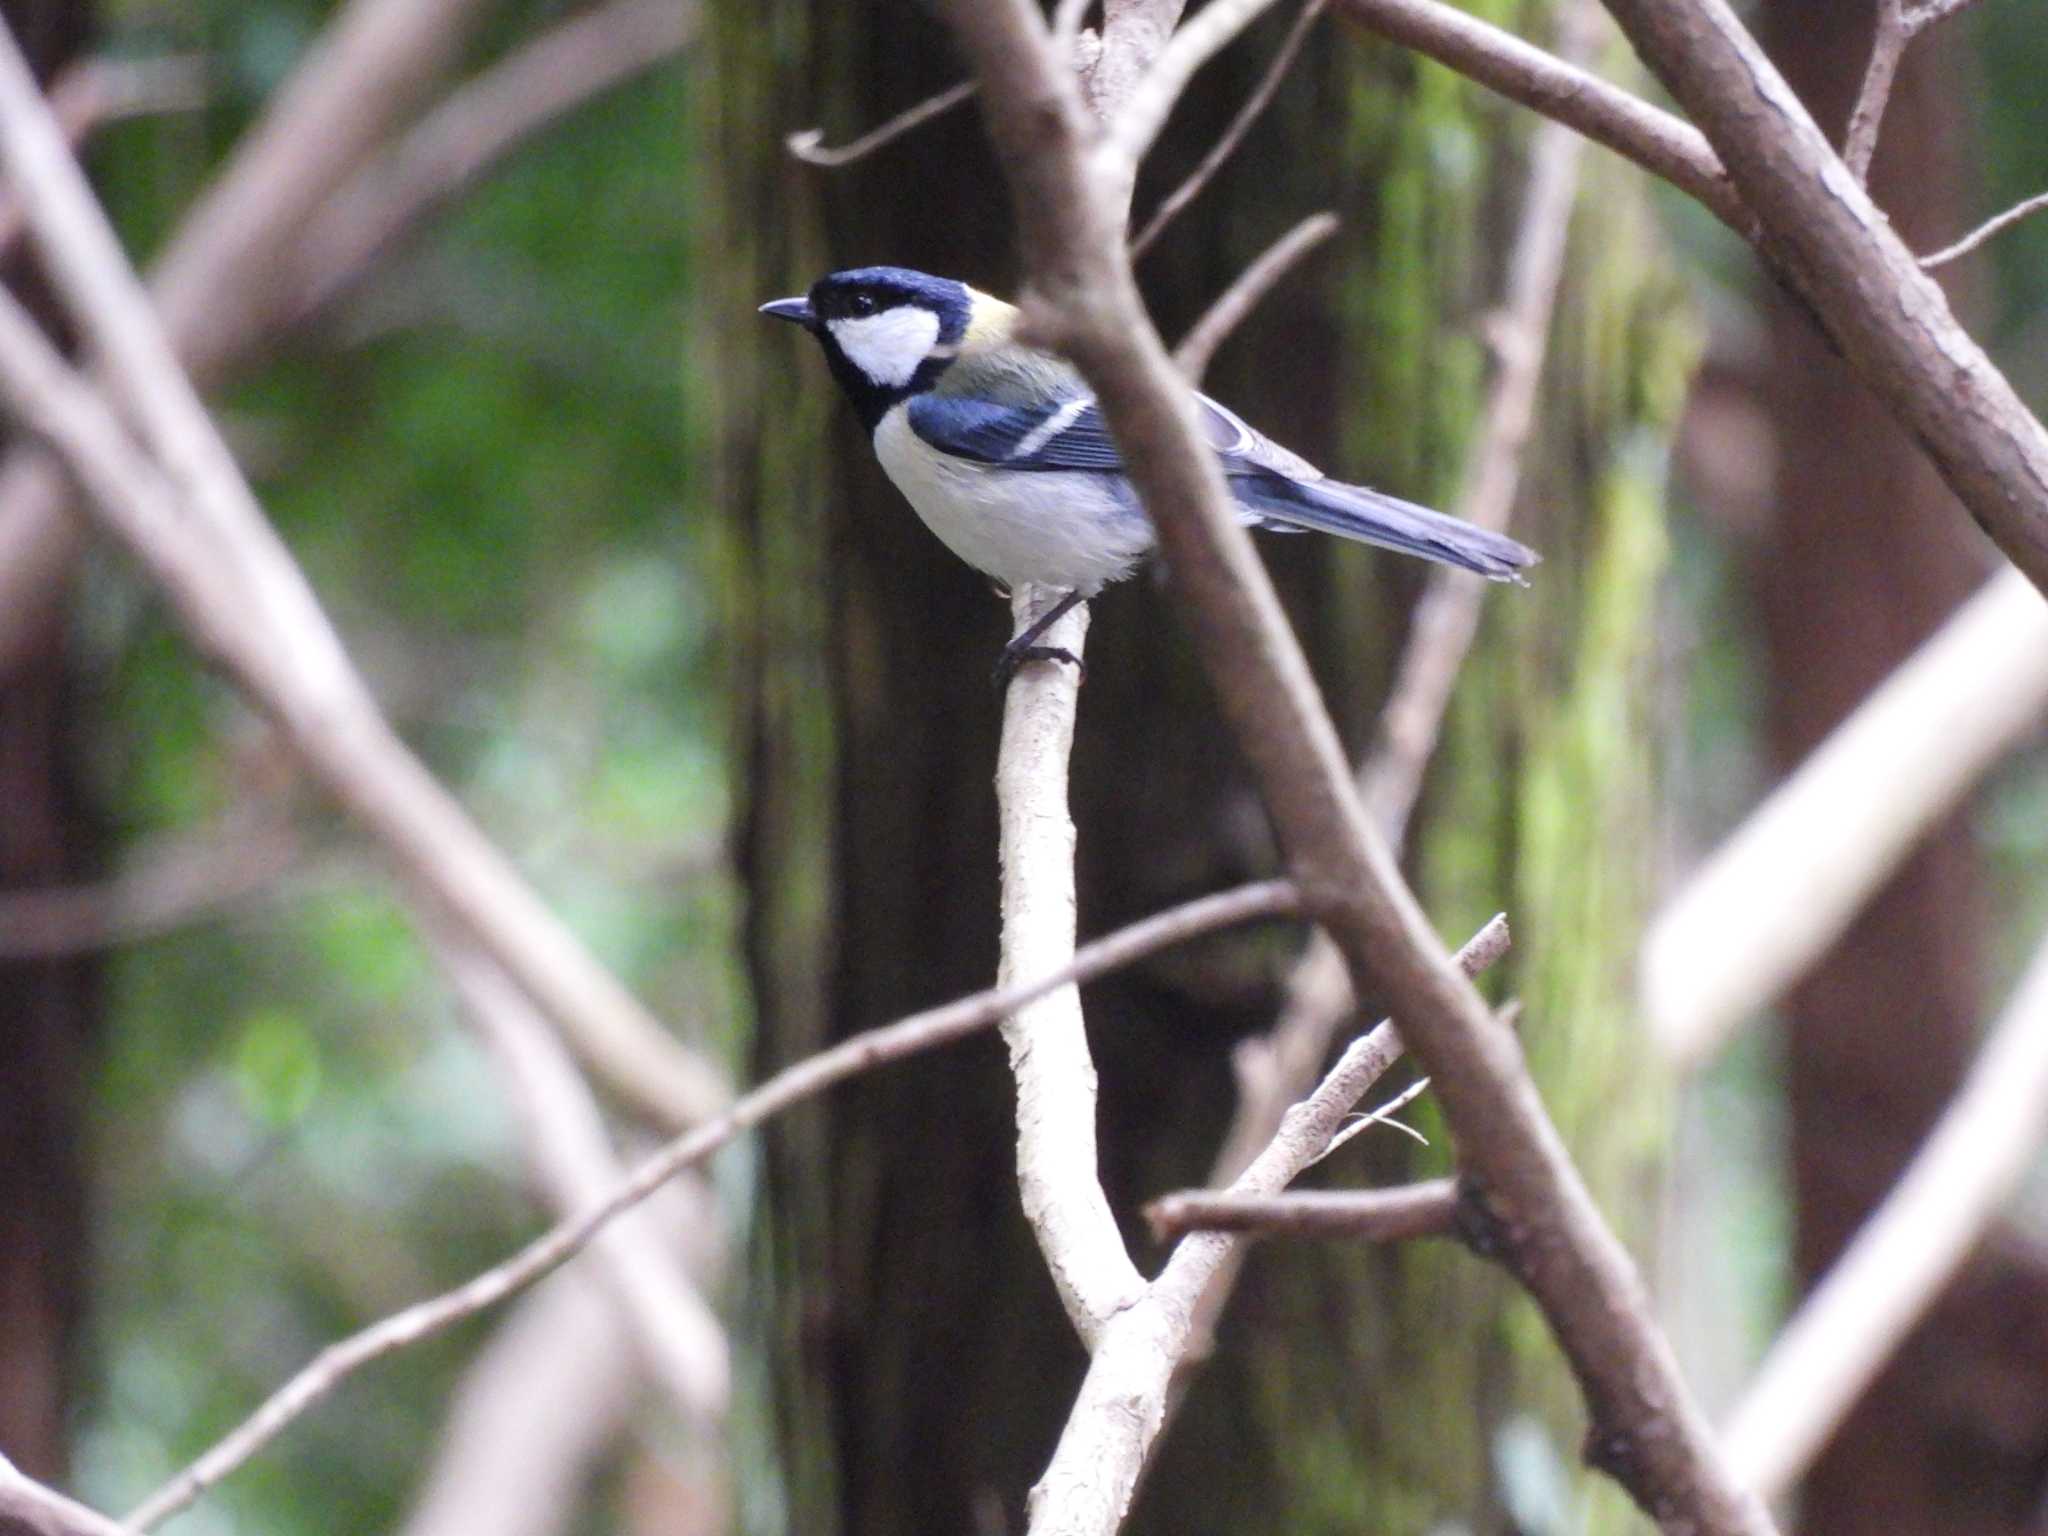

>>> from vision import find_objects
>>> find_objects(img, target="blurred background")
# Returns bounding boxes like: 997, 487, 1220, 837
2, 0, 2047, 1533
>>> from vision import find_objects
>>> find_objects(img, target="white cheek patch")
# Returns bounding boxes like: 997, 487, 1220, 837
828, 308, 942, 388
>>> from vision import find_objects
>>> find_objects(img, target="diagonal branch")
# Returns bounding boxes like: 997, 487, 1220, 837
282, 0, 696, 326
785, 78, 976, 168
1173, 210, 1339, 381
1167, 22, 1589, 1423
1841, 0, 1907, 185
0, 804, 302, 959
1642, 567, 2048, 1069
1109, 0, 1293, 172
1331, 0, 1748, 235
1129, 0, 1326, 259
0, 1459, 130, 1536
1721, 927, 2048, 1500
935, 2, 1772, 1529
1593, 0, 2048, 595
0, 17, 729, 1132
1921, 188, 2048, 270
120, 875, 1295, 1529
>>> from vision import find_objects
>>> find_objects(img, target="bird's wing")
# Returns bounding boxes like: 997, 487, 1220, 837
907, 387, 1536, 579
906, 389, 1277, 475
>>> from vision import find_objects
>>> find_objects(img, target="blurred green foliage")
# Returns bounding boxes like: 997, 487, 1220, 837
72, 7, 719, 1533
56, 1, 2048, 1533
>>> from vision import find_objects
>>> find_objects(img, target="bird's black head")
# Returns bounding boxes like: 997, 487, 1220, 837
760, 266, 975, 431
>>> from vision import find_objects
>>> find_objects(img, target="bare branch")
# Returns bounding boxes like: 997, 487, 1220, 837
1595, 0, 2048, 595
1172, 210, 1339, 382
785, 78, 976, 168
1164, 13, 1588, 1438
996, 590, 1146, 1343
286, 0, 697, 324
393, 1268, 642, 1536
1108, 0, 1291, 172
1921, 188, 2048, 270
0, 55, 207, 254
1904, 0, 1983, 34
1082, 1, 1192, 119
148, 0, 501, 384
937, 1, 1770, 1526
1363, 24, 1587, 841
1842, 0, 1906, 185
1722, 928, 2048, 1500
0, 21, 730, 1131
1023, 916, 1508, 1532
0, 807, 300, 959
0, 0, 679, 675
1146, 1179, 1458, 1240
436, 931, 731, 1422
1643, 567, 2048, 1070
1331, 0, 1747, 236
1128, 0, 1326, 260
121, 876, 1294, 1529
0, 1461, 130, 1536
0, 0, 500, 676
1055, 0, 1099, 51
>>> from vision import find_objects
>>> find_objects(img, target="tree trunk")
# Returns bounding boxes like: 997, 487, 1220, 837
1753, 5, 2048, 1532
702, 6, 1686, 1529
0, 0, 97, 1486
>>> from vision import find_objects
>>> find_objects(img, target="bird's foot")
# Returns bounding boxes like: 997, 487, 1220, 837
992, 643, 1085, 692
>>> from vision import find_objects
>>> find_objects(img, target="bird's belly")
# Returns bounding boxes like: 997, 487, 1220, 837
873, 410, 1154, 593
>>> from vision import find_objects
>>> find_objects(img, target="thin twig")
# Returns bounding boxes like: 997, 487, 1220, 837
1172, 210, 1339, 381
1146, 1179, 1458, 1240
1311, 1073, 1433, 1162
1109, 0, 1291, 170
1921, 188, 2048, 270
1842, 0, 1906, 185
785, 78, 976, 167
121, 876, 1296, 1531
1129, 0, 1326, 259
1721, 928, 2048, 1501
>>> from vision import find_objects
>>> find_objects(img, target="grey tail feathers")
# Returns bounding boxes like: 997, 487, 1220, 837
1234, 470, 1538, 582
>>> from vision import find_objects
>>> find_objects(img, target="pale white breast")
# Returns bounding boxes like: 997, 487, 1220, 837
872, 406, 1155, 593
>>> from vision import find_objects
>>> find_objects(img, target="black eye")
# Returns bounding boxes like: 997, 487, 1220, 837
849, 292, 876, 317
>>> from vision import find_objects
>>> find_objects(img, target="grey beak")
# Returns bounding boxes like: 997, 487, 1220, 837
759, 296, 815, 327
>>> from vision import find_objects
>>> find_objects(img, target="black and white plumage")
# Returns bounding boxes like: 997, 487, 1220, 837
762, 266, 1536, 668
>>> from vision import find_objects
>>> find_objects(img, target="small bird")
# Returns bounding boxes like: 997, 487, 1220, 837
762, 266, 1536, 682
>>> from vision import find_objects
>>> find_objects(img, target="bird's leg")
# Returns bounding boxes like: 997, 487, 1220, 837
993, 588, 1087, 690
